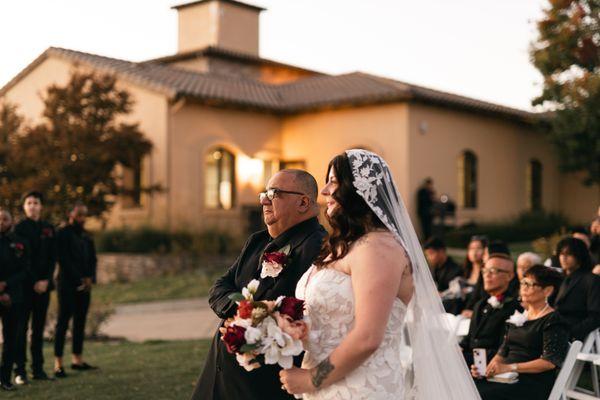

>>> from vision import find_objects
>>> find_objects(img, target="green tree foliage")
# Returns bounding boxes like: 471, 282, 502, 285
531, 0, 600, 192
0, 70, 154, 221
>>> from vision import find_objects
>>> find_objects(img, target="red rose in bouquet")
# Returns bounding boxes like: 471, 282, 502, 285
237, 300, 254, 319
222, 325, 247, 353
279, 297, 304, 321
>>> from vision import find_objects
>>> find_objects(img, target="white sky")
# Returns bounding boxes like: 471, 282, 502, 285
0, 0, 548, 111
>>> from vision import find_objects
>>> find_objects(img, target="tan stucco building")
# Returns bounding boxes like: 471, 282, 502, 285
1, 0, 597, 235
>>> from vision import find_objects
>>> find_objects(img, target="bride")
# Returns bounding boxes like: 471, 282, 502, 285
279, 150, 480, 399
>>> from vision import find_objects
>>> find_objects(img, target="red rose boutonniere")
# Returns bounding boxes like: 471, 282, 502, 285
41, 227, 53, 238
10, 242, 25, 258
260, 244, 291, 279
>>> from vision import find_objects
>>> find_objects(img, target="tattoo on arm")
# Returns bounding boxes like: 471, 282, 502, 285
311, 357, 334, 388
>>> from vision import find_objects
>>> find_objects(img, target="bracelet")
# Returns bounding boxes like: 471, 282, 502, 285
510, 363, 518, 372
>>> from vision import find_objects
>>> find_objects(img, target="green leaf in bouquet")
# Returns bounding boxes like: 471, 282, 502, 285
240, 343, 260, 353
229, 293, 245, 302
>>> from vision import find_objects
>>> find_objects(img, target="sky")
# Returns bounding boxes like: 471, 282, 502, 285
0, 0, 549, 111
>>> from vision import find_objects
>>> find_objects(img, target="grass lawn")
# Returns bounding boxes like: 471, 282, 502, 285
93, 269, 224, 305
4, 339, 211, 400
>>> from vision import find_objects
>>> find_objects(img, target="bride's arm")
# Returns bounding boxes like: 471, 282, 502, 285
281, 235, 407, 394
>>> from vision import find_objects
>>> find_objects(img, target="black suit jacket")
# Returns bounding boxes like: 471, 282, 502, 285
0, 231, 30, 304
460, 293, 521, 359
433, 256, 463, 292
56, 224, 97, 289
14, 218, 57, 290
554, 269, 600, 341
192, 217, 326, 400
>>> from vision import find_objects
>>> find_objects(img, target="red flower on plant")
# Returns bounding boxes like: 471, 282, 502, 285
237, 300, 254, 319
279, 297, 304, 321
263, 252, 287, 265
222, 325, 247, 354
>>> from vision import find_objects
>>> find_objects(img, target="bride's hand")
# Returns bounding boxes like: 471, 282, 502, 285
279, 367, 314, 395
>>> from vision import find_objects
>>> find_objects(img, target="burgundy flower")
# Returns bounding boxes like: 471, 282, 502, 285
279, 297, 305, 321
222, 325, 247, 354
496, 294, 505, 303
42, 228, 53, 238
237, 300, 254, 319
15, 243, 24, 250
263, 252, 286, 265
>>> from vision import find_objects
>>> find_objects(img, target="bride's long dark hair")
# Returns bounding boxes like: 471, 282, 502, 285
314, 152, 385, 267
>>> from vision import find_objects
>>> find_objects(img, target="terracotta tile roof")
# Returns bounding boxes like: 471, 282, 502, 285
0, 47, 540, 124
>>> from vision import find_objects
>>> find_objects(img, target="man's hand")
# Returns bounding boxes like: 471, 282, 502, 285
34, 280, 49, 294
83, 277, 93, 291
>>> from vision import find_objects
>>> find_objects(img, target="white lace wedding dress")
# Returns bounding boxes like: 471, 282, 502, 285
296, 265, 408, 400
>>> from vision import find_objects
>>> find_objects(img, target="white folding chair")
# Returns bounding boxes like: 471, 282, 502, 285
549, 340, 582, 400
559, 329, 600, 399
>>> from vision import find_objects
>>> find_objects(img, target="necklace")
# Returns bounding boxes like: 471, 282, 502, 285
528, 303, 550, 320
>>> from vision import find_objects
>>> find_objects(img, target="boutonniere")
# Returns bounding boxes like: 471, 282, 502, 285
487, 294, 505, 309
260, 244, 291, 279
10, 242, 25, 258
41, 227, 53, 238
506, 310, 528, 327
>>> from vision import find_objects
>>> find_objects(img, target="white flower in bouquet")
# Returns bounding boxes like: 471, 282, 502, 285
236, 353, 260, 372
242, 279, 260, 299
260, 317, 303, 369
506, 310, 528, 327
244, 325, 262, 345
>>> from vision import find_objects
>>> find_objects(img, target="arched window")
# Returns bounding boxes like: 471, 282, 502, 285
205, 147, 235, 210
458, 150, 477, 209
527, 159, 543, 211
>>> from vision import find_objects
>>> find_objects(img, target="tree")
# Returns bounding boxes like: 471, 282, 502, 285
0, 102, 24, 209
531, 0, 600, 195
0, 70, 155, 221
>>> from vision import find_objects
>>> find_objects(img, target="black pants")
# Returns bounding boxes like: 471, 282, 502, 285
15, 287, 50, 374
419, 213, 432, 240
1, 302, 21, 384
475, 371, 555, 400
54, 287, 90, 358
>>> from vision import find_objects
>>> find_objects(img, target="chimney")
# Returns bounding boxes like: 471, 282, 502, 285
172, 0, 265, 56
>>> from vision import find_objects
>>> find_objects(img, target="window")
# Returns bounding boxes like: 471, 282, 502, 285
458, 150, 477, 208
205, 147, 235, 210
527, 159, 543, 211
280, 160, 306, 170
122, 158, 142, 208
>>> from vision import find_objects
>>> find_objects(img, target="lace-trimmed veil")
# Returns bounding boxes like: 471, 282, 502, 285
345, 149, 480, 400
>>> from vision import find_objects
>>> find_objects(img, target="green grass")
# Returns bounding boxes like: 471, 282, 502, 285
93, 269, 224, 305
5, 339, 211, 400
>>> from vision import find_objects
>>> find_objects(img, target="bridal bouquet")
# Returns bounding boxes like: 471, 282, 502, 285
220, 279, 308, 371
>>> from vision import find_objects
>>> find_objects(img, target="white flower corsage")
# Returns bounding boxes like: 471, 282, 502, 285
506, 310, 528, 327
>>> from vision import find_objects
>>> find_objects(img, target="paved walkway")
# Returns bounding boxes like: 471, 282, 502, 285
101, 298, 220, 342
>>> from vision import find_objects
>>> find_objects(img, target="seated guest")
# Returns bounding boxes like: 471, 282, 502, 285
517, 252, 542, 281
460, 236, 488, 312
463, 240, 516, 318
473, 265, 568, 400
423, 236, 462, 293
461, 254, 520, 365
591, 217, 600, 274
553, 236, 600, 341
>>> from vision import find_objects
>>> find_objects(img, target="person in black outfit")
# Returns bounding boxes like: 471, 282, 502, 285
0, 209, 30, 391
416, 178, 435, 240
423, 237, 463, 293
191, 170, 326, 400
473, 265, 568, 400
14, 191, 57, 384
461, 254, 520, 365
553, 236, 600, 341
591, 217, 600, 273
54, 203, 97, 378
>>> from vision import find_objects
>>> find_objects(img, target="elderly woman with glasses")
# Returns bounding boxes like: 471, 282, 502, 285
472, 265, 567, 400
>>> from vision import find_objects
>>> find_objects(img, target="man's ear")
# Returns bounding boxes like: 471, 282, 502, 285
297, 196, 310, 213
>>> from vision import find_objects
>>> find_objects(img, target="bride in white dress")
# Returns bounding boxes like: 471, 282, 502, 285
279, 150, 480, 400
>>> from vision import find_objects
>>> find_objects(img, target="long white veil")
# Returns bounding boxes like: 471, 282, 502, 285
345, 149, 480, 400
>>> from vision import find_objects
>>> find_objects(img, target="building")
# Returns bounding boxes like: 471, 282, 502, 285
1, 0, 596, 235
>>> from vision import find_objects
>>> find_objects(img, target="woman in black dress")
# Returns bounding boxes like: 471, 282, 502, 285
472, 265, 568, 400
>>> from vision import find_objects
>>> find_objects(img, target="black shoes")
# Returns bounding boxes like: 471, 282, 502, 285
32, 370, 55, 381
71, 362, 97, 371
54, 367, 67, 378
1, 382, 16, 391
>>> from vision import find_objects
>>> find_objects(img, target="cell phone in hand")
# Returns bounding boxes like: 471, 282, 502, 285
473, 348, 487, 377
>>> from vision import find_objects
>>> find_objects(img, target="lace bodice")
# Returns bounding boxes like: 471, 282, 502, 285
296, 265, 408, 400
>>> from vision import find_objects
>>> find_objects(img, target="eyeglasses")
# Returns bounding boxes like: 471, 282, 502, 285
481, 267, 511, 276
259, 188, 306, 202
520, 280, 542, 289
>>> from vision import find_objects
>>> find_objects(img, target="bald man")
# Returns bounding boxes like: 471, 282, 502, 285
192, 169, 326, 400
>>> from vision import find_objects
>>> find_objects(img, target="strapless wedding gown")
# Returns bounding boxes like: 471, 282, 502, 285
295, 265, 408, 400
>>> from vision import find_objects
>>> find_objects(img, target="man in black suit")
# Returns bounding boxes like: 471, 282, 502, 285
553, 237, 600, 341
0, 209, 30, 391
14, 191, 57, 384
191, 169, 326, 400
461, 254, 520, 365
423, 237, 463, 293
417, 178, 435, 240
54, 203, 97, 378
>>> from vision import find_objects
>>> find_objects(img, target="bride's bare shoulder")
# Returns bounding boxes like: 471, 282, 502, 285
351, 230, 408, 263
